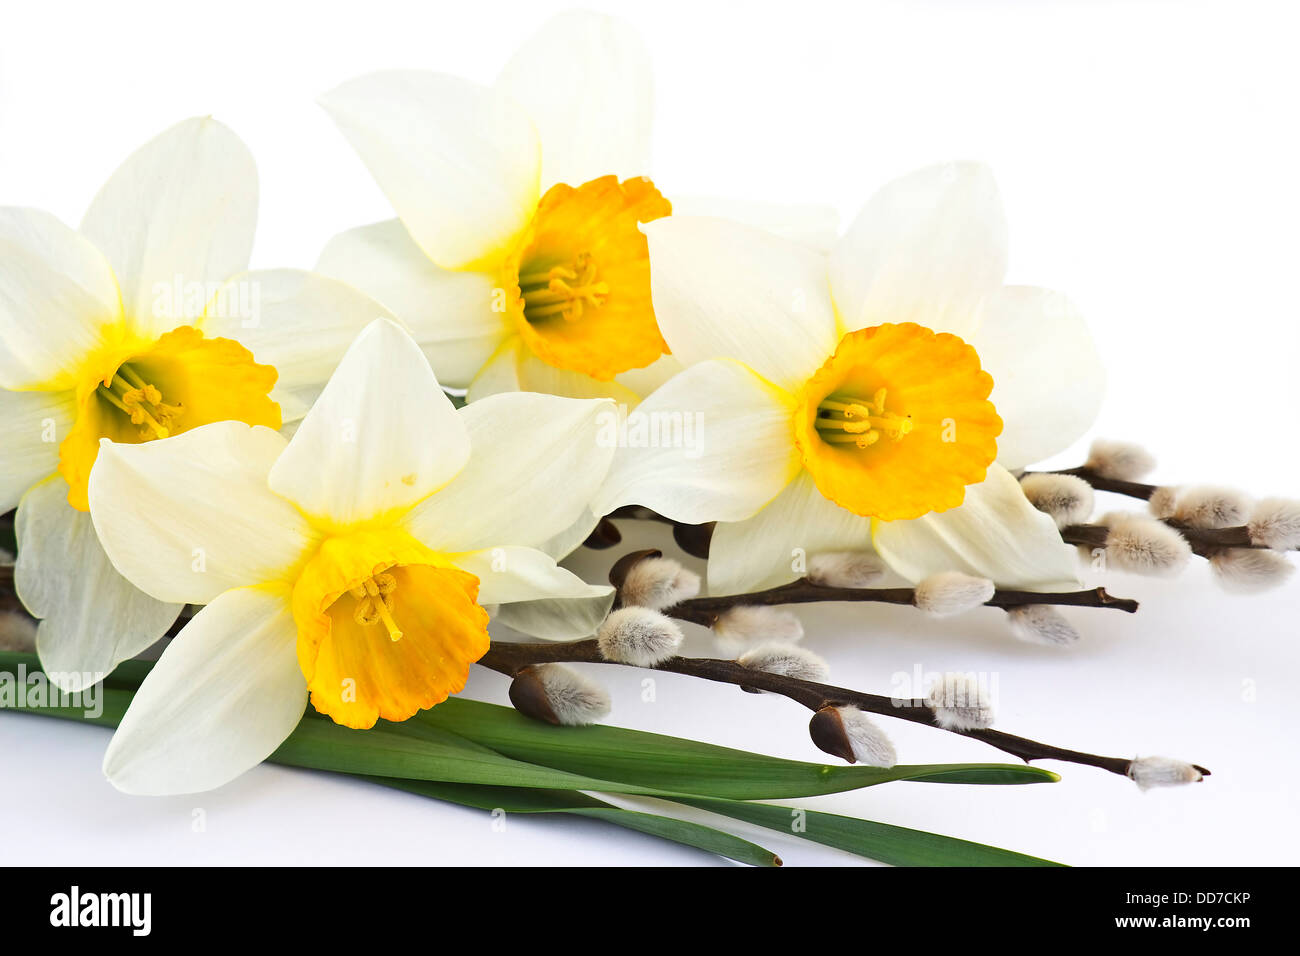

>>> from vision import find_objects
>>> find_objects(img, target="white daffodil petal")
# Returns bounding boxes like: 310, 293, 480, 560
404, 392, 614, 552
493, 595, 614, 642
15, 476, 182, 692
668, 196, 841, 252
830, 162, 1007, 339
454, 545, 613, 607
591, 358, 800, 524
0, 388, 75, 512
320, 71, 540, 271
872, 464, 1082, 590
80, 118, 257, 338
271, 387, 315, 425
644, 217, 838, 391
973, 286, 1106, 470
613, 352, 685, 401
103, 585, 305, 795
708, 470, 873, 594
89, 422, 319, 605
497, 10, 652, 188
466, 338, 523, 402
316, 220, 509, 389
537, 507, 602, 560
270, 318, 469, 527
463, 546, 614, 641
204, 269, 398, 392
0, 208, 123, 391
515, 350, 642, 404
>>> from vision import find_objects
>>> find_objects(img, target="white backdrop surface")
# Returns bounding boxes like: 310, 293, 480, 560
1, 0, 1297, 866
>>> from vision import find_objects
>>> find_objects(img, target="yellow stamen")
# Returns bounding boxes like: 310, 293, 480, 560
350, 572, 403, 642
819, 430, 882, 449
520, 252, 610, 323
374, 599, 403, 643
518, 266, 576, 286
97, 364, 183, 440
815, 389, 913, 445
116, 363, 148, 391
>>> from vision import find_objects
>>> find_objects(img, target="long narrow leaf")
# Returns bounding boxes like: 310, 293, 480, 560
0, 665, 781, 865
677, 796, 1064, 867
417, 697, 1059, 795
1, 653, 1059, 866
1, 652, 1057, 798
375, 778, 780, 866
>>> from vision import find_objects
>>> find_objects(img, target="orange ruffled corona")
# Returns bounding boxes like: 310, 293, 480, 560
58, 326, 280, 511
291, 528, 491, 729
502, 175, 671, 381
793, 323, 1003, 521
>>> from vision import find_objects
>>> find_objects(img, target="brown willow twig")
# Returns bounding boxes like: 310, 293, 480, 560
665, 578, 1138, 627
1026, 466, 1157, 501
1061, 521, 1280, 559
478, 638, 1206, 780
1033, 468, 1298, 551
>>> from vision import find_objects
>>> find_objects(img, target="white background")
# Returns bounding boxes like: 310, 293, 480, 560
2, 0, 1297, 865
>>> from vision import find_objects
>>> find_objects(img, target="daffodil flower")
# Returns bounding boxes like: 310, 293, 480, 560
315, 12, 838, 408
593, 163, 1104, 594
88, 319, 615, 794
0, 118, 404, 689
312, 11, 673, 407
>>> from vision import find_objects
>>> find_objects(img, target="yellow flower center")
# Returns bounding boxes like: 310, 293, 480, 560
813, 388, 914, 449
94, 364, 185, 440
347, 571, 403, 641
519, 251, 610, 324
58, 326, 280, 511
291, 528, 490, 729
503, 175, 671, 381
793, 323, 1003, 521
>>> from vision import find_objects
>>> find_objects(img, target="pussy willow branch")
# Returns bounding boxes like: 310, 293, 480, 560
609, 499, 1294, 566
1031, 468, 1297, 554
1060, 521, 1280, 558
0, 531, 1190, 779
479, 639, 1205, 780
1027, 466, 1157, 500
663, 578, 1138, 627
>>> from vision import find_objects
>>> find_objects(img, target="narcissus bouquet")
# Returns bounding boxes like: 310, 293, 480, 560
2, 11, 1296, 867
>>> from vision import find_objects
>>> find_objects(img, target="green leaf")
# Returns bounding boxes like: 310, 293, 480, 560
273, 716, 671, 793
678, 796, 1064, 867
417, 696, 1059, 797
375, 778, 780, 867
0, 653, 1058, 866
0, 662, 781, 866
0, 675, 659, 796
1, 651, 1058, 799
100, 657, 158, 691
